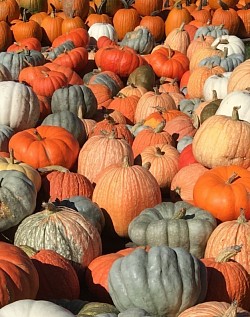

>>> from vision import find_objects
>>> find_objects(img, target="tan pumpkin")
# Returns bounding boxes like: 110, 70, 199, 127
227, 59, 250, 93
164, 22, 190, 55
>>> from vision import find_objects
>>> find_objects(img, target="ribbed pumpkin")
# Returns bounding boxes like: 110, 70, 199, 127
0, 242, 39, 308
193, 165, 250, 222
132, 121, 175, 159
164, 22, 190, 55
8, 125, 80, 170
77, 132, 134, 185
87, 83, 113, 109
92, 156, 162, 237
62, 0, 89, 20
108, 246, 207, 316
227, 59, 250, 93
164, 115, 197, 141
0, 21, 13, 52
179, 301, 250, 316
29, 249, 80, 300
201, 245, 250, 310
205, 211, 250, 274
41, 169, 94, 202
192, 107, 250, 169
0, 0, 19, 22
186, 35, 216, 61
14, 202, 102, 278
134, 87, 176, 123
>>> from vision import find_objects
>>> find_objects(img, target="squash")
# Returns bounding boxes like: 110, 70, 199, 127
108, 245, 207, 316
128, 201, 217, 258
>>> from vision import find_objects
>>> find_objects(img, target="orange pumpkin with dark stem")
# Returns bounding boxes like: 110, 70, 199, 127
8, 126, 80, 170
139, 15, 165, 43
61, 12, 86, 34
165, 1, 192, 35
52, 27, 89, 48
0, 21, 14, 52
193, 165, 250, 222
201, 245, 250, 310
7, 37, 41, 52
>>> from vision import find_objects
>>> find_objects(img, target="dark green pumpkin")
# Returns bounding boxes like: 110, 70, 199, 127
77, 302, 119, 316
200, 92, 222, 124
41, 110, 87, 146
127, 64, 155, 91
51, 85, 97, 119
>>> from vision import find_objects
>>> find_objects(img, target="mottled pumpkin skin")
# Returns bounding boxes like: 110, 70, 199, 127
0, 170, 37, 232
128, 201, 217, 259
108, 246, 207, 316
14, 204, 102, 278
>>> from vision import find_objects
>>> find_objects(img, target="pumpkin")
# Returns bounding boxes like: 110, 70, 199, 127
14, 202, 102, 278
187, 35, 215, 61
0, 125, 14, 152
108, 245, 207, 316
8, 125, 80, 170
203, 72, 231, 101
40, 168, 94, 202
29, 249, 80, 300
0, 21, 13, 52
0, 0, 19, 22
227, 59, 250, 93
192, 107, 250, 169
193, 165, 250, 222
43, 40, 75, 61
139, 15, 165, 43
7, 37, 41, 52
112, 0, 141, 41
164, 115, 197, 141
0, 242, 39, 308
77, 132, 134, 185
61, 13, 86, 34
178, 301, 250, 317
136, 144, 179, 194
127, 64, 155, 91
164, 22, 190, 55
88, 22, 117, 48
85, 1, 111, 28
52, 27, 89, 49
128, 201, 216, 258
87, 83, 113, 109
77, 301, 119, 316
194, 24, 229, 39
237, 5, 250, 38
0, 299, 75, 317
51, 84, 97, 119
205, 210, 250, 274
54, 195, 105, 234
211, 35, 245, 56
92, 156, 162, 237
93, 0, 123, 16
120, 26, 155, 55
170, 162, 208, 203
133, 0, 163, 16
62, 0, 89, 20
201, 245, 250, 310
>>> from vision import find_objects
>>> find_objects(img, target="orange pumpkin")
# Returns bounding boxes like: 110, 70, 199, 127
193, 165, 250, 222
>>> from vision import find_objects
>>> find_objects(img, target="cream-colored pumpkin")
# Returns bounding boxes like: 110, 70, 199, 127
0, 81, 40, 132
88, 22, 117, 48
203, 72, 231, 101
215, 90, 250, 123
211, 35, 245, 56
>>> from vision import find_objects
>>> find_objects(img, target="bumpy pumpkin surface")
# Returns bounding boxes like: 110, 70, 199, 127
128, 201, 217, 258
108, 246, 207, 316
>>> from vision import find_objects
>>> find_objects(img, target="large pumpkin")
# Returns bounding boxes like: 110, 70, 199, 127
128, 201, 217, 259
8, 125, 79, 170
14, 202, 102, 278
192, 108, 250, 169
0, 242, 39, 308
92, 156, 162, 237
108, 246, 207, 316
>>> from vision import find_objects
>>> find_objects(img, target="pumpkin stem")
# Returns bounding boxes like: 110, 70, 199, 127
153, 86, 161, 95
33, 129, 44, 140
37, 165, 70, 174
232, 106, 240, 121
226, 172, 239, 184
142, 162, 151, 170
42, 201, 58, 213
96, 0, 107, 14
237, 208, 247, 224
155, 146, 164, 156
116, 92, 126, 98
172, 208, 186, 219
104, 114, 116, 125
222, 300, 238, 317
130, 120, 145, 133
154, 120, 166, 133
219, 0, 229, 10
122, 155, 131, 167
19, 245, 37, 257
215, 245, 242, 262
212, 89, 218, 100
9, 148, 15, 164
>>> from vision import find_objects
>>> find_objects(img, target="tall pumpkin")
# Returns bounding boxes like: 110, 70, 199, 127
92, 156, 162, 237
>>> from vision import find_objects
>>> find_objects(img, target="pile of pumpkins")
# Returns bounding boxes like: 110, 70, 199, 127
1, 0, 250, 316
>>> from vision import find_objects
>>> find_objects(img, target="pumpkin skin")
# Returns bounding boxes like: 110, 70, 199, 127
0, 81, 40, 132
0, 299, 76, 317
193, 165, 250, 222
204, 212, 250, 275
108, 246, 207, 316
128, 201, 217, 259
30, 249, 80, 300
8, 126, 80, 170
178, 301, 250, 317
0, 242, 39, 308
0, 170, 37, 232
92, 157, 162, 238
0, 125, 14, 152
14, 203, 102, 278
201, 246, 250, 310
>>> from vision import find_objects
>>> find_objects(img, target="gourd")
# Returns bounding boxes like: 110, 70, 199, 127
128, 201, 217, 258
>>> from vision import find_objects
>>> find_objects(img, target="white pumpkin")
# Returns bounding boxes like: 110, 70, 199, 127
215, 89, 250, 122
0, 81, 40, 132
203, 72, 232, 101
88, 22, 118, 48
211, 35, 245, 56
0, 300, 75, 317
